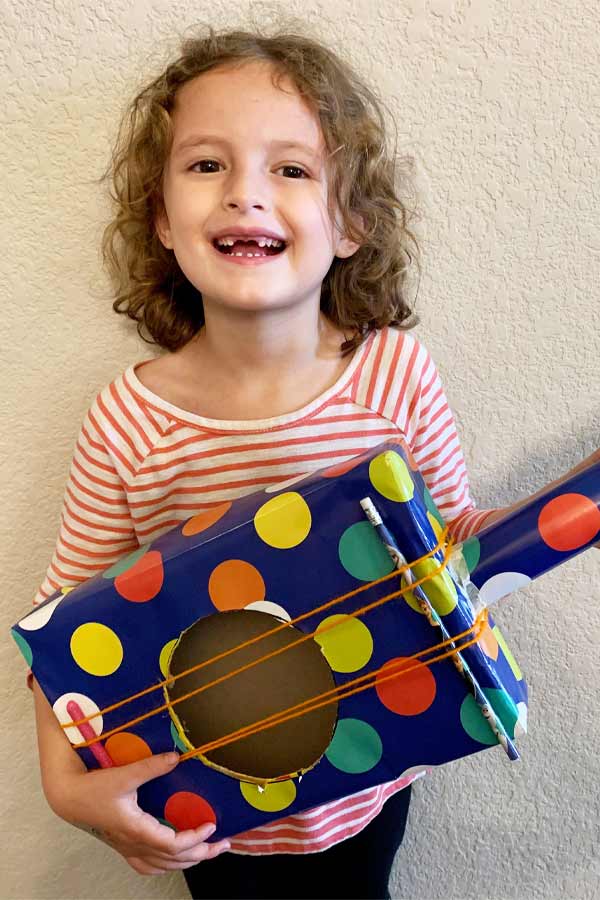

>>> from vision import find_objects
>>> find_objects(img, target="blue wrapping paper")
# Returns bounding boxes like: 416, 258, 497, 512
11, 439, 528, 840
458, 461, 600, 605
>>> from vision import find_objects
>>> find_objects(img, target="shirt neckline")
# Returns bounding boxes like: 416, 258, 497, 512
126, 329, 378, 433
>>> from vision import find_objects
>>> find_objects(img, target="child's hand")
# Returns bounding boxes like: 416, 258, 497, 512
32, 678, 230, 874
62, 755, 231, 874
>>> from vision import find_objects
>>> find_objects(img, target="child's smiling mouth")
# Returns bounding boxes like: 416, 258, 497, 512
211, 237, 288, 266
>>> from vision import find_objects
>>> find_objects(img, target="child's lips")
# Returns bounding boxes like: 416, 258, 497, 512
211, 242, 288, 266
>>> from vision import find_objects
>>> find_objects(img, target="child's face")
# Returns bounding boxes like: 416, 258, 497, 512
155, 60, 360, 322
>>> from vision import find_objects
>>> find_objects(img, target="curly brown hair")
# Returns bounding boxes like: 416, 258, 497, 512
96, 19, 421, 356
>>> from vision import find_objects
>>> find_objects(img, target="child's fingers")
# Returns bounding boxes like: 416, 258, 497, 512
125, 856, 168, 876
143, 830, 230, 865
128, 817, 218, 856
109, 807, 187, 855
132, 840, 231, 871
113, 752, 179, 793
203, 839, 232, 860
169, 822, 217, 851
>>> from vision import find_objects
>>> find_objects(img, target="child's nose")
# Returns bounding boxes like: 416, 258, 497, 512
222, 170, 271, 211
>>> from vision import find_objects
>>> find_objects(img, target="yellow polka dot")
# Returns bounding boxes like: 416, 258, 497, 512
159, 639, 178, 678
254, 492, 312, 549
70, 623, 123, 676
402, 558, 458, 616
427, 512, 445, 543
240, 779, 297, 812
314, 615, 373, 673
493, 626, 522, 680
369, 451, 414, 502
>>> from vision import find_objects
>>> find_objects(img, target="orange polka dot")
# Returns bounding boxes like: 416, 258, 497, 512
182, 503, 232, 537
321, 452, 374, 478
538, 493, 600, 551
208, 560, 266, 611
105, 732, 152, 765
375, 657, 436, 715
478, 622, 499, 661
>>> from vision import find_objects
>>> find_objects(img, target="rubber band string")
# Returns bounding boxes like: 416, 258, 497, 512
179, 610, 489, 762
66, 532, 461, 748
63, 529, 452, 738
63, 528, 487, 758
62, 528, 502, 759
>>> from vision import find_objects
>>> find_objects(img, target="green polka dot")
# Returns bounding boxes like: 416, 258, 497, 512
325, 718, 383, 773
338, 521, 396, 581
460, 689, 519, 745
170, 720, 192, 753
423, 488, 445, 528
11, 629, 32, 667
461, 537, 481, 573
157, 817, 176, 831
102, 545, 149, 579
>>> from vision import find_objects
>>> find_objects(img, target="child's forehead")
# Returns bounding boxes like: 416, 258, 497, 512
174, 63, 316, 121
171, 64, 326, 155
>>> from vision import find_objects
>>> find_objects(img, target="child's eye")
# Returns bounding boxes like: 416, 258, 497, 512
189, 159, 221, 173
188, 160, 308, 179
278, 165, 308, 179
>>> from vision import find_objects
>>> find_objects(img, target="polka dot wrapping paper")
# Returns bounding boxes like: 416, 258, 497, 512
13, 439, 538, 841
460, 459, 600, 604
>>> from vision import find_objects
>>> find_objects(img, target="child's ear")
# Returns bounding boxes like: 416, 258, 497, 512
155, 206, 173, 250
335, 211, 365, 260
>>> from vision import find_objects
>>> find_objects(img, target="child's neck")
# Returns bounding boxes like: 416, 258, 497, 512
138, 311, 356, 422
188, 310, 346, 384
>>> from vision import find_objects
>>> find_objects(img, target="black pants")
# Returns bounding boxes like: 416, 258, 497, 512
184, 784, 412, 900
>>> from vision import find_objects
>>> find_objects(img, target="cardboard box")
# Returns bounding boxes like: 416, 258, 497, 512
12, 439, 527, 839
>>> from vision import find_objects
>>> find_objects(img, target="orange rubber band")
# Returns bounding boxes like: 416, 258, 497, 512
64, 529, 450, 731
69, 534, 474, 750
179, 611, 488, 761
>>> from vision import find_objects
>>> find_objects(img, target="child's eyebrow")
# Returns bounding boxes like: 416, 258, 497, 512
173, 133, 321, 160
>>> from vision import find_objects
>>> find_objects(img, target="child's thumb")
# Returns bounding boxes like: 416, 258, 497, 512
118, 752, 180, 791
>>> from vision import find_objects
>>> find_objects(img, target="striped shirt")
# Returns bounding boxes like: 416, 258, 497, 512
33, 325, 498, 854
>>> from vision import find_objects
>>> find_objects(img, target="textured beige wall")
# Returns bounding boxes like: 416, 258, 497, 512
2, 1, 599, 898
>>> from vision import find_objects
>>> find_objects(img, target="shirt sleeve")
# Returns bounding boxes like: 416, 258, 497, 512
32, 398, 139, 606
404, 341, 501, 543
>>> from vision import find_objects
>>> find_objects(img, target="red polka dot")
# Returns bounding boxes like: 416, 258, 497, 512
114, 550, 164, 602
320, 441, 416, 479
389, 437, 419, 470
164, 791, 216, 831
375, 657, 436, 715
538, 493, 600, 551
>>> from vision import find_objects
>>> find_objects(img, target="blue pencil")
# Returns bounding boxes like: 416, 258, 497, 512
360, 497, 520, 761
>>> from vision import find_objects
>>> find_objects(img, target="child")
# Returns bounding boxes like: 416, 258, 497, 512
29, 22, 599, 900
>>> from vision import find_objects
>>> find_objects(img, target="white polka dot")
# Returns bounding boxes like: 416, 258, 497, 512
515, 701, 528, 737
244, 601, 292, 622
478, 572, 531, 607
53, 692, 103, 744
18, 595, 63, 631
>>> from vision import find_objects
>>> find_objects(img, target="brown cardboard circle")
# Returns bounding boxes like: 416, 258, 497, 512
166, 610, 338, 782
